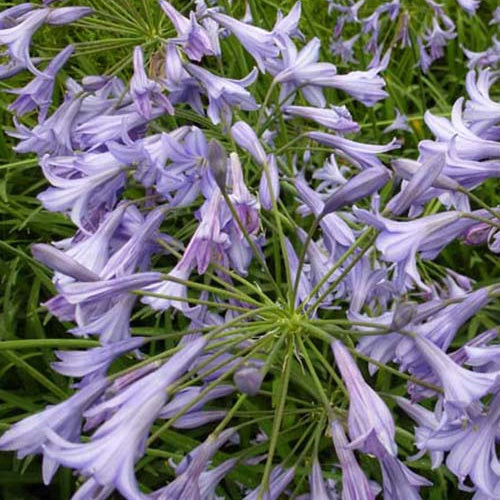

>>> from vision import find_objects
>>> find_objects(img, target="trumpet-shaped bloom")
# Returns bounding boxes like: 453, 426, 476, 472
0, 379, 107, 484
412, 334, 500, 413
380, 454, 432, 500
284, 104, 359, 133
308, 131, 400, 170
270, 36, 338, 107
159, 0, 214, 61
185, 63, 258, 124
130, 46, 173, 118
8, 44, 73, 120
331, 340, 397, 458
208, 11, 279, 71
44, 337, 206, 499
330, 419, 376, 500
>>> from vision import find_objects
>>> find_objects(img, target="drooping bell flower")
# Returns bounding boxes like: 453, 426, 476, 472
331, 340, 397, 458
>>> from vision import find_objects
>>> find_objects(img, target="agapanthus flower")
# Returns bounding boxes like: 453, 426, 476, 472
208, 10, 279, 72
331, 340, 397, 458
0, 379, 107, 484
330, 419, 377, 500
130, 46, 173, 119
330, 34, 360, 64
269, 36, 338, 107
380, 454, 432, 499
307, 131, 399, 170
159, 0, 215, 61
44, 337, 206, 499
411, 333, 500, 414
283, 104, 359, 133
243, 466, 295, 500
383, 109, 411, 134
185, 63, 259, 124
7, 44, 73, 120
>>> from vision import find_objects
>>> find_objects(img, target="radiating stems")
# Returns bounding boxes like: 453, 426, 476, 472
292, 216, 320, 308
302, 229, 377, 315
220, 189, 284, 300
261, 160, 294, 309
258, 340, 293, 499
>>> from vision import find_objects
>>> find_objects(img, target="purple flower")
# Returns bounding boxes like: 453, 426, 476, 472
457, 0, 480, 15
356, 209, 490, 290
321, 166, 391, 217
185, 63, 258, 124
151, 428, 236, 497
307, 131, 399, 170
51, 337, 145, 385
386, 153, 445, 215
383, 109, 411, 134
231, 121, 267, 164
45, 7, 93, 26
330, 34, 360, 64
330, 419, 377, 500
423, 17, 456, 60
208, 10, 279, 72
243, 466, 295, 500
331, 340, 397, 458
270, 36, 338, 107
463, 69, 500, 127
445, 393, 500, 495
328, 67, 389, 107
130, 46, 173, 118
0, 8, 48, 74
259, 154, 280, 210
0, 379, 107, 484
234, 364, 264, 396
7, 44, 73, 120
308, 458, 337, 499
490, 7, 500, 26
38, 153, 125, 228
159, 0, 214, 61
327, 1, 365, 22
32, 243, 100, 283
283, 104, 359, 133
163, 43, 204, 113
273, 1, 304, 41
44, 337, 206, 499
417, 37, 432, 73
412, 334, 500, 413
380, 454, 432, 499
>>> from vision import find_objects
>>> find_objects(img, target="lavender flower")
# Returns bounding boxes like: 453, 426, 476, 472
380, 454, 432, 499
159, 0, 214, 61
412, 334, 500, 413
185, 63, 258, 124
130, 46, 173, 118
383, 109, 411, 134
283, 104, 359, 133
243, 466, 295, 500
331, 340, 397, 458
330, 419, 377, 500
270, 36, 338, 107
0, 379, 107, 484
208, 10, 279, 72
8, 44, 73, 120
44, 337, 206, 499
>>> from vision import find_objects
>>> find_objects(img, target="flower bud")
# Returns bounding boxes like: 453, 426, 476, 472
234, 364, 263, 396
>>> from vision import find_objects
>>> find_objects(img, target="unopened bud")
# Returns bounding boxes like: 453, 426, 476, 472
234, 365, 263, 396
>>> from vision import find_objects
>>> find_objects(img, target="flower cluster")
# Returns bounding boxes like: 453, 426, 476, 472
0, 1, 499, 499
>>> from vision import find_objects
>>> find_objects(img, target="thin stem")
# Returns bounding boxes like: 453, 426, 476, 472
220, 189, 284, 299
258, 339, 293, 498
303, 230, 377, 315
